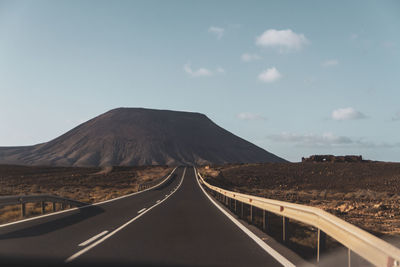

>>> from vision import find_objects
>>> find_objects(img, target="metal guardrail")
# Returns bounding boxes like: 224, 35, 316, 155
1, 168, 177, 220
197, 170, 400, 267
138, 170, 176, 191
0, 194, 88, 217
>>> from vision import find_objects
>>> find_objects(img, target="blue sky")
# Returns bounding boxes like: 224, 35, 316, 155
1, 0, 399, 162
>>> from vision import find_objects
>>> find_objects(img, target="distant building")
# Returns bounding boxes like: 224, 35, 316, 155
302, 155, 363, 163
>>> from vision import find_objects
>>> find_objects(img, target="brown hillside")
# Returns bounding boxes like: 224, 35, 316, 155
0, 108, 285, 166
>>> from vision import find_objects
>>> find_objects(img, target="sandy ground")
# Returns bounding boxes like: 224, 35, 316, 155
0, 165, 172, 224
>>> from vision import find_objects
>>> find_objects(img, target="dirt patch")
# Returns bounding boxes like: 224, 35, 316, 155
0, 164, 172, 224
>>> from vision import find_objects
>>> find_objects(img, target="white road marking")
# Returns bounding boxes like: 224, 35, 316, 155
78, 231, 109, 247
194, 167, 295, 267
65, 167, 186, 263
137, 208, 146, 214
0, 167, 177, 228
0, 167, 178, 228
156, 200, 161, 203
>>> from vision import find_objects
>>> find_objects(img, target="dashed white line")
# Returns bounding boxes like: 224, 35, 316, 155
78, 231, 109, 247
137, 208, 146, 214
65, 167, 186, 263
0, 167, 178, 228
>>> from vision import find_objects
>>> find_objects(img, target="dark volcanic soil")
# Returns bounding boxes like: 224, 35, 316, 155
200, 162, 400, 236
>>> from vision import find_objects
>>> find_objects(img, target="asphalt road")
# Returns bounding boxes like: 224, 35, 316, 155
0, 167, 283, 266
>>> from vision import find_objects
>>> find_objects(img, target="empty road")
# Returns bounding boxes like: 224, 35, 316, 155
0, 167, 287, 266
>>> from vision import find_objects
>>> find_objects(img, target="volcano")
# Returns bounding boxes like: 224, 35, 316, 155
0, 108, 286, 166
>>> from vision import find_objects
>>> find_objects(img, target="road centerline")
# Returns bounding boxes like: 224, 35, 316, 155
78, 231, 109, 247
137, 208, 146, 214
65, 167, 187, 263
0, 167, 178, 229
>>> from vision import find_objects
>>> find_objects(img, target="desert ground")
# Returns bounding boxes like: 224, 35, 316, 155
0, 165, 172, 224
199, 162, 400, 258
1, 162, 399, 261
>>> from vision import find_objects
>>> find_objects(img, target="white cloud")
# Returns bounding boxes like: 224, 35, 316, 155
267, 132, 400, 149
258, 67, 282, 83
184, 63, 212, 77
332, 107, 366, 121
268, 132, 353, 146
392, 111, 400, 121
237, 112, 267, 121
256, 29, 309, 52
322, 59, 339, 67
183, 63, 225, 77
216, 67, 225, 73
208, 26, 224, 39
241, 53, 261, 62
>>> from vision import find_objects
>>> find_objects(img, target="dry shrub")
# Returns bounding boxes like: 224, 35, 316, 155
0, 165, 172, 224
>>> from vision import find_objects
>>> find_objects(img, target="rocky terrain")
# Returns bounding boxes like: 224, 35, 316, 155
0, 108, 285, 167
199, 162, 400, 247
0, 164, 172, 224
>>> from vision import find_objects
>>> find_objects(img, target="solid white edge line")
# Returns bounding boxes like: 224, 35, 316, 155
78, 231, 109, 247
194, 167, 295, 267
0, 167, 178, 228
65, 167, 187, 263
94, 166, 178, 205
137, 208, 146, 214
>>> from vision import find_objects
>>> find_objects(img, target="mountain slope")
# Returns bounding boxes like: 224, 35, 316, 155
0, 108, 286, 166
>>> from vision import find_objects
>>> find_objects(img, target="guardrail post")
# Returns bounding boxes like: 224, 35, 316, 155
52, 202, 56, 212
250, 205, 253, 223
21, 202, 26, 217
283, 216, 289, 243
234, 199, 237, 213
41, 201, 45, 214
197, 171, 400, 266
263, 210, 269, 233
61, 202, 65, 210
317, 228, 326, 263
348, 248, 351, 267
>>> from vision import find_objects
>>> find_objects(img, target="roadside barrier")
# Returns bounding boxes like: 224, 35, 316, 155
138, 171, 176, 191
1, 168, 177, 221
197, 171, 400, 267
0, 195, 88, 218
